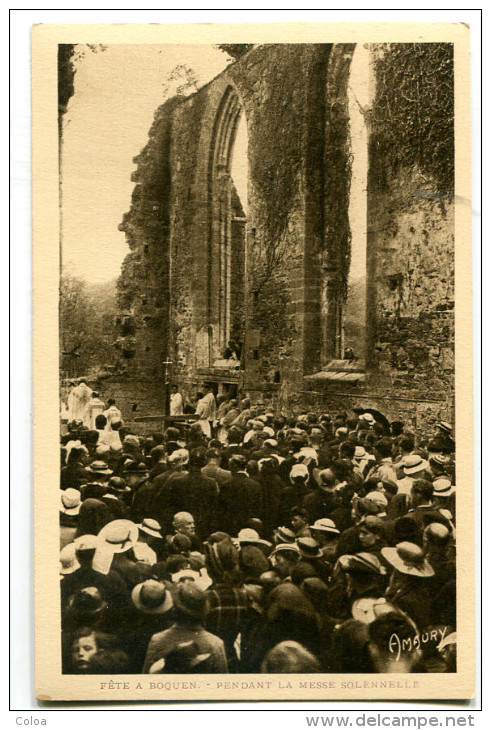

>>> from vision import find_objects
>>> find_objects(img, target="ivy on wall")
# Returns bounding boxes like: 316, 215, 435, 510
370, 43, 454, 195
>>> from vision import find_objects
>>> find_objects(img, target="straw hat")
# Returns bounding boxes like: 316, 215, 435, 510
381, 542, 435, 577
131, 579, 173, 614
309, 518, 340, 536
270, 543, 300, 559
60, 488, 81, 516
432, 477, 456, 497
60, 543, 80, 575
273, 526, 296, 543
237, 528, 271, 548
138, 518, 163, 539
98, 519, 138, 553
296, 537, 323, 559
403, 455, 428, 475
338, 552, 386, 575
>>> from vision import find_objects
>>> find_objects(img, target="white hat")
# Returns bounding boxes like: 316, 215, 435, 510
237, 528, 272, 547
60, 488, 81, 516
270, 543, 301, 559
403, 454, 428, 475
290, 463, 309, 481
364, 491, 388, 509
60, 543, 80, 575
381, 542, 434, 578
74, 534, 98, 551
432, 477, 456, 497
167, 448, 189, 465
131, 580, 173, 614
309, 518, 340, 535
138, 517, 163, 539
93, 519, 139, 574
354, 446, 367, 460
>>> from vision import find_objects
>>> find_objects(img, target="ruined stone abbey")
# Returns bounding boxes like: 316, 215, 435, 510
111, 42, 454, 432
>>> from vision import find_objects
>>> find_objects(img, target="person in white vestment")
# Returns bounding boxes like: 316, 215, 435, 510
195, 384, 216, 439
170, 385, 184, 416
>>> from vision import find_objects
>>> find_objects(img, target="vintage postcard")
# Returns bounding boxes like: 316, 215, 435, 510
32, 21, 474, 702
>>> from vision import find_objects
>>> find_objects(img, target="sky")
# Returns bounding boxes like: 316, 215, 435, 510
61, 44, 232, 284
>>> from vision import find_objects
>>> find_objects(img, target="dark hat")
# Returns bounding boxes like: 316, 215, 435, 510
173, 582, 207, 619
80, 483, 106, 501
122, 461, 148, 475
68, 586, 108, 615
131, 579, 173, 614
206, 537, 239, 575
296, 537, 323, 559
359, 515, 385, 535
239, 545, 269, 578
170, 533, 192, 552
301, 576, 329, 605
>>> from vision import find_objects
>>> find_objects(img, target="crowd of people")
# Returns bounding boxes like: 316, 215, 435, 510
59, 384, 457, 675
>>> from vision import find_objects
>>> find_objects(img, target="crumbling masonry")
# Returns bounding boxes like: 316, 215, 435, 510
110, 43, 454, 433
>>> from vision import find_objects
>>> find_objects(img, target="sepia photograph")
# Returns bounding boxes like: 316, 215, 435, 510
31, 21, 474, 702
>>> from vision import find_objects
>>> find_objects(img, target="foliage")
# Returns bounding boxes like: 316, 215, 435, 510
58, 44, 107, 131
216, 44, 254, 60
370, 43, 454, 194
162, 64, 200, 97
60, 275, 118, 377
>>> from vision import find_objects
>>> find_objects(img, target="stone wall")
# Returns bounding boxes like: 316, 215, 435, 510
117, 43, 455, 435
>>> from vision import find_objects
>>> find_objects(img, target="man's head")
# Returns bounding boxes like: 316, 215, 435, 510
71, 629, 99, 672
410, 479, 434, 508
107, 398, 116, 407
339, 441, 355, 460
189, 447, 207, 470
122, 462, 148, 488
171, 385, 178, 394
318, 468, 337, 491
270, 545, 300, 579
289, 507, 309, 534
422, 522, 451, 552
173, 512, 196, 538
95, 414, 107, 430
358, 516, 385, 549
227, 426, 243, 445
229, 454, 248, 473
398, 434, 415, 456
375, 437, 394, 460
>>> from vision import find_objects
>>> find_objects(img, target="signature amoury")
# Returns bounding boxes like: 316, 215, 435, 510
389, 627, 448, 661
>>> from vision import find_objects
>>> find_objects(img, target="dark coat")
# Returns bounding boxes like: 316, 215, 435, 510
60, 462, 91, 490
167, 468, 219, 539
218, 472, 263, 536
303, 488, 341, 523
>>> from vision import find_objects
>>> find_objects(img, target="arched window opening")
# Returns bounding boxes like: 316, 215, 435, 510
344, 43, 369, 366
209, 87, 248, 366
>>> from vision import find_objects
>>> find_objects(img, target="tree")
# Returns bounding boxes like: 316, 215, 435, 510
216, 44, 254, 60
60, 275, 118, 377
